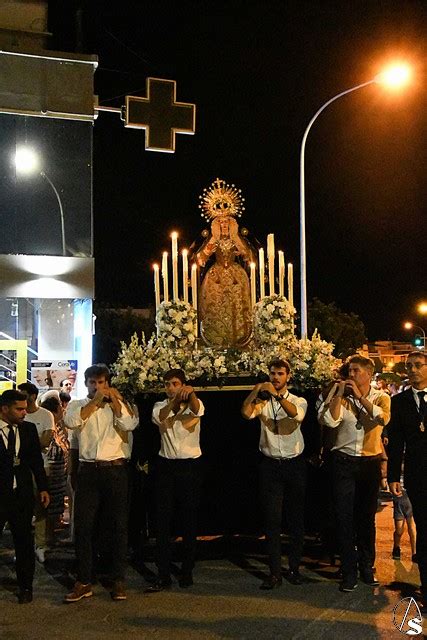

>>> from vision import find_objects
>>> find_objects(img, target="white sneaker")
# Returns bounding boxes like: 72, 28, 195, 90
35, 547, 46, 563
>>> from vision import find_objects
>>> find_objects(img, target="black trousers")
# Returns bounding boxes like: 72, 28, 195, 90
155, 456, 203, 578
0, 492, 34, 591
406, 478, 427, 602
332, 452, 381, 579
74, 464, 129, 584
259, 454, 307, 576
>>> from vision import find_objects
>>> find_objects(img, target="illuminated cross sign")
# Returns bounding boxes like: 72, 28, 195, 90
125, 78, 196, 153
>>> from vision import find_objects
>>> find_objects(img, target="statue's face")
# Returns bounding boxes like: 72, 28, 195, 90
219, 218, 230, 235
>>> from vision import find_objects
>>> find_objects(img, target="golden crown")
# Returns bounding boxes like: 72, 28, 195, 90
198, 178, 245, 220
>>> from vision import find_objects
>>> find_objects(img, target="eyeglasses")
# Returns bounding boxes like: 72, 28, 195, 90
406, 362, 426, 370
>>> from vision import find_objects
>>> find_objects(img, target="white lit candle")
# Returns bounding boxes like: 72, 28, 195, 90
153, 263, 160, 311
288, 262, 294, 309
191, 263, 198, 337
250, 262, 256, 307
267, 233, 275, 296
278, 251, 285, 297
182, 249, 189, 303
162, 251, 169, 303
259, 248, 265, 299
171, 231, 178, 301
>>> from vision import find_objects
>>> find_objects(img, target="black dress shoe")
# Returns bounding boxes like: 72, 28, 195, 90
287, 570, 303, 585
178, 574, 193, 588
259, 575, 282, 590
17, 589, 33, 604
144, 576, 172, 593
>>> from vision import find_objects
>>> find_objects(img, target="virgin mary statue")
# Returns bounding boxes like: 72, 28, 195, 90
194, 179, 255, 349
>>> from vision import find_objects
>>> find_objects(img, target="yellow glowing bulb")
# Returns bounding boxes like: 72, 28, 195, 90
418, 303, 427, 315
376, 63, 412, 89
404, 322, 413, 330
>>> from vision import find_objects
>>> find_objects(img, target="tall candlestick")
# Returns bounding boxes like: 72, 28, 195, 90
171, 231, 179, 301
288, 262, 294, 309
191, 263, 198, 337
182, 249, 189, 303
259, 248, 265, 299
162, 251, 169, 303
250, 262, 256, 307
278, 251, 285, 297
267, 233, 275, 296
153, 264, 160, 311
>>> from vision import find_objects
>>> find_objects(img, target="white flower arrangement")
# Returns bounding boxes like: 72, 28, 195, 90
253, 295, 295, 346
156, 300, 197, 349
112, 329, 339, 397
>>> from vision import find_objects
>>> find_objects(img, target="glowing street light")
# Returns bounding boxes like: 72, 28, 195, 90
299, 62, 412, 338
403, 321, 426, 349
418, 302, 427, 315
14, 147, 66, 257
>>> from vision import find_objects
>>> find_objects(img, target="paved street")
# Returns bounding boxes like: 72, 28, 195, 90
0, 494, 424, 640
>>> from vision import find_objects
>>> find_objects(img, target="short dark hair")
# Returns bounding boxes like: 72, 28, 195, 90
41, 396, 61, 413
59, 391, 71, 403
0, 389, 27, 407
268, 358, 291, 375
18, 382, 39, 397
406, 351, 426, 361
84, 363, 111, 383
163, 369, 186, 384
347, 355, 375, 373
60, 379, 72, 387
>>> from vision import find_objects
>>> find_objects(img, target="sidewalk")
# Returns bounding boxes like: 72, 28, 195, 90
0, 494, 424, 640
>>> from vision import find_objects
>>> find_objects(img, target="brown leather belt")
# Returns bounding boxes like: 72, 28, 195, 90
80, 458, 127, 467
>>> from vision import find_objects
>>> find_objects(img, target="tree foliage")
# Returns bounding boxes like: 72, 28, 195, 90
307, 298, 367, 359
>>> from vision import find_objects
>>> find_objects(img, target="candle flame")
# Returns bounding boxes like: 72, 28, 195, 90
182, 249, 188, 256
171, 231, 178, 239
153, 263, 159, 270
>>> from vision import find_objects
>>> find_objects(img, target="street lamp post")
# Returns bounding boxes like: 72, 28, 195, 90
299, 81, 374, 338
40, 170, 66, 257
299, 63, 412, 339
14, 147, 66, 257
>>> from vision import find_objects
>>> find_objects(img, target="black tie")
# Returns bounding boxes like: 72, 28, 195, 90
7, 424, 16, 458
418, 391, 426, 420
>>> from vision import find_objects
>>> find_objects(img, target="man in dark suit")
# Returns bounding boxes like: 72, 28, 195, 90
388, 351, 427, 615
0, 389, 49, 603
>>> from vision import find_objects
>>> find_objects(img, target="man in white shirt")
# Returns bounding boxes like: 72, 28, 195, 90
242, 358, 308, 590
148, 369, 205, 591
63, 364, 138, 603
18, 382, 55, 562
319, 355, 391, 593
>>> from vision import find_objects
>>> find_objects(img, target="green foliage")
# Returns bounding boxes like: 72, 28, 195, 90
307, 298, 367, 359
93, 304, 155, 367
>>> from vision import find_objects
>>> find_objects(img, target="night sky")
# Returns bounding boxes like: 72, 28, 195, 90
50, 1, 426, 341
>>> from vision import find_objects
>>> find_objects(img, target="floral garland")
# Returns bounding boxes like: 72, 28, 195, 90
112, 330, 339, 398
156, 300, 197, 348
253, 295, 295, 345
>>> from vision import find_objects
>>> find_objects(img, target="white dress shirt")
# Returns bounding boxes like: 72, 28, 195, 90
64, 398, 138, 462
321, 388, 391, 457
248, 391, 307, 459
152, 398, 205, 459
0, 420, 20, 488
24, 407, 54, 466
